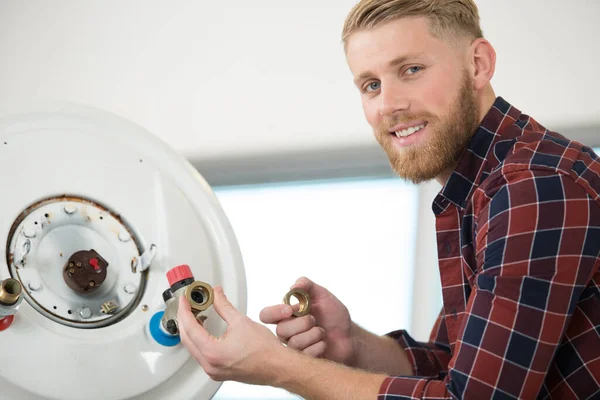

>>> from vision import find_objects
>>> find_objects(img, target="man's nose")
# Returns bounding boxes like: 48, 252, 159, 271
379, 84, 409, 117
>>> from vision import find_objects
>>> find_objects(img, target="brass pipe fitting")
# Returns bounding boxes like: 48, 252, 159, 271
160, 265, 215, 336
161, 280, 214, 335
0, 278, 24, 321
184, 281, 214, 312
283, 288, 311, 317
0, 278, 22, 305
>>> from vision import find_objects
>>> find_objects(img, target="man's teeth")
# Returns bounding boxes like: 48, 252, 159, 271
394, 124, 426, 138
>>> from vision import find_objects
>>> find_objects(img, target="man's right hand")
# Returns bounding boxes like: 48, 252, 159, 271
259, 277, 356, 365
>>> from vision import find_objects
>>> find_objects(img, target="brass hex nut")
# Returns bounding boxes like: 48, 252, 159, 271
184, 281, 214, 312
283, 288, 311, 317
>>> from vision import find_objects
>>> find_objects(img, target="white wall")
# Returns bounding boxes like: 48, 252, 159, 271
0, 0, 598, 161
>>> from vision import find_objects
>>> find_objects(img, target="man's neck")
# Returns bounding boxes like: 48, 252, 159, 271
434, 85, 497, 186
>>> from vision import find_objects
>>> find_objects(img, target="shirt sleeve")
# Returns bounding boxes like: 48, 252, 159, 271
385, 310, 452, 378
378, 169, 600, 399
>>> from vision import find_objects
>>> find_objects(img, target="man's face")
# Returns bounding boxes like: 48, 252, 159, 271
346, 17, 480, 184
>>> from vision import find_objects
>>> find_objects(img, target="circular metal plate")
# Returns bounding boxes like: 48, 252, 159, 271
7, 195, 147, 328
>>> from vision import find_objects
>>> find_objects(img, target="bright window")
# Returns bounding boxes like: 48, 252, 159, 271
211, 177, 419, 399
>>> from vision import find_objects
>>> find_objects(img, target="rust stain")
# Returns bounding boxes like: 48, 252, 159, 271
108, 223, 120, 236
5, 194, 144, 272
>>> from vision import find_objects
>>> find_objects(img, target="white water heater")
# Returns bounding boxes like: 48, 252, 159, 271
0, 103, 247, 400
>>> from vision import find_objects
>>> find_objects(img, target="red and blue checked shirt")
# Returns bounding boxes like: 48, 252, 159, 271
379, 97, 600, 399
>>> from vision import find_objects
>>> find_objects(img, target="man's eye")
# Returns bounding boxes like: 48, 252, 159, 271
365, 81, 380, 92
406, 66, 422, 75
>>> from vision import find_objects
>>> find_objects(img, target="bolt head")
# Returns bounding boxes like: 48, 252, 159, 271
23, 226, 36, 238
64, 204, 77, 214
119, 231, 131, 242
79, 307, 92, 319
124, 283, 137, 294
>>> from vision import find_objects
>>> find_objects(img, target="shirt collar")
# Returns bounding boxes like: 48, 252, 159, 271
432, 96, 528, 214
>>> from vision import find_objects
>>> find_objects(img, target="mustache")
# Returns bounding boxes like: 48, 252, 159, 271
380, 112, 437, 131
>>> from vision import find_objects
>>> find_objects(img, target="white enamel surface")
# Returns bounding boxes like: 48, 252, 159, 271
0, 103, 247, 400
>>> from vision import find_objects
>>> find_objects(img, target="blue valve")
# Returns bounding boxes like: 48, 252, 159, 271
149, 310, 180, 347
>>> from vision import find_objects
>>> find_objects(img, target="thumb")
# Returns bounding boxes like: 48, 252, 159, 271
291, 276, 326, 298
212, 286, 239, 324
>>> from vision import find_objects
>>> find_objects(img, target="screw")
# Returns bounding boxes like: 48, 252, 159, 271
89, 281, 95, 287
69, 269, 75, 274
28, 282, 41, 291
23, 226, 36, 238
64, 204, 77, 214
141, 305, 149, 312
119, 231, 131, 242
124, 283, 137, 294
79, 307, 92, 319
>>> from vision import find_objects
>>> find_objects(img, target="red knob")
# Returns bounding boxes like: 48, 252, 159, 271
89, 258, 100, 271
166, 264, 193, 287
0, 315, 14, 331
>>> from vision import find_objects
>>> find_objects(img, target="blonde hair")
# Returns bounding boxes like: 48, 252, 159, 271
342, 0, 483, 48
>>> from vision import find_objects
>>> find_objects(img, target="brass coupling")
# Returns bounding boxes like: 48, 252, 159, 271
0, 278, 24, 319
184, 281, 214, 312
161, 280, 214, 336
283, 288, 311, 317
0, 278, 22, 305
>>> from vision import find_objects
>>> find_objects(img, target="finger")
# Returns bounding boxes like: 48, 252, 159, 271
178, 321, 214, 375
276, 314, 315, 341
290, 276, 314, 293
287, 326, 326, 351
178, 309, 201, 356
290, 276, 328, 300
302, 340, 327, 358
291, 277, 332, 304
212, 286, 239, 324
259, 304, 293, 324
177, 296, 211, 345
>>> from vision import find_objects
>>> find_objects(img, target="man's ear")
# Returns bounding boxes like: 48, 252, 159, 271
469, 38, 496, 90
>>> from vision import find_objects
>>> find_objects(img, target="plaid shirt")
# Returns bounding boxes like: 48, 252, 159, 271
379, 97, 600, 399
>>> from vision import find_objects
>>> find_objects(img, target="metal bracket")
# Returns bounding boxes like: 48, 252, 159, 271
132, 244, 156, 273
14, 239, 31, 268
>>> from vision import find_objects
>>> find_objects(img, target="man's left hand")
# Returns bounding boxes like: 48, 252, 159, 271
177, 286, 286, 385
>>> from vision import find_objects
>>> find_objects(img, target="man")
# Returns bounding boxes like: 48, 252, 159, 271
177, 0, 600, 398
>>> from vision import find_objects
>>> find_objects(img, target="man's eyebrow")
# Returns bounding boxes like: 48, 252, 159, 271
353, 53, 426, 85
